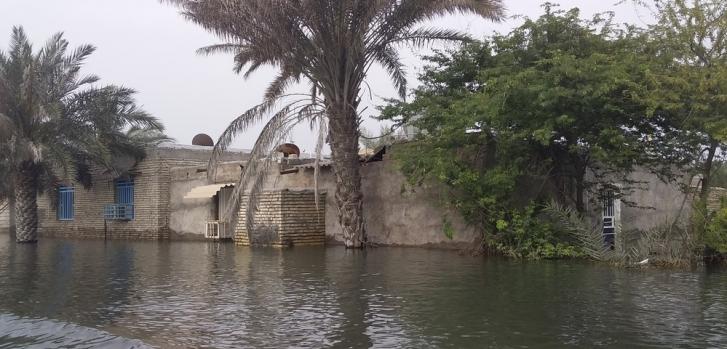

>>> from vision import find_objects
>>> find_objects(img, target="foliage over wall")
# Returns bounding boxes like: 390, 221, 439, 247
380, 4, 725, 259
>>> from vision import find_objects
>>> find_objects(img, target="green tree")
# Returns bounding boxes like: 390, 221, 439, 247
165, 0, 505, 248
380, 6, 676, 256
0, 27, 165, 243
645, 0, 727, 206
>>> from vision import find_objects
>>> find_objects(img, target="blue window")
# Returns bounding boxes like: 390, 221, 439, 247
115, 179, 134, 219
58, 186, 75, 221
115, 179, 134, 205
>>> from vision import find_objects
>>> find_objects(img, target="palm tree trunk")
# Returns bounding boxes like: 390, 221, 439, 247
14, 161, 39, 243
328, 109, 366, 249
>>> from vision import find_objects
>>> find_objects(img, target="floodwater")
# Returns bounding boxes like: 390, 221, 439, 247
0, 237, 726, 348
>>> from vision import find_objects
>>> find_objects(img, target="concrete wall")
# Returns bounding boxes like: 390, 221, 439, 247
252, 159, 480, 247
358, 160, 481, 247
582, 168, 693, 234
168, 161, 244, 239
170, 156, 479, 247
619, 173, 692, 232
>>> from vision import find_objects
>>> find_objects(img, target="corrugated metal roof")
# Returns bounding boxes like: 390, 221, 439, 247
184, 183, 235, 199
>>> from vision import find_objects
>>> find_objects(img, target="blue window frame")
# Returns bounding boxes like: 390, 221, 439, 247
115, 179, 134, 219
57, 186, 75, 221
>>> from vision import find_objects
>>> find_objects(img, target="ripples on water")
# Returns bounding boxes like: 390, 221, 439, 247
0, 236, 726, 348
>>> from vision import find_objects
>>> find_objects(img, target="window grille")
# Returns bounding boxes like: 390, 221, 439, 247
58, 186, 75, 221
104, 179, 134, 220
602, 190, 616, 248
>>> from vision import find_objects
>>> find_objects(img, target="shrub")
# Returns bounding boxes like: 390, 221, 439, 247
489, 203, 584, 259
705, 199, 727, 254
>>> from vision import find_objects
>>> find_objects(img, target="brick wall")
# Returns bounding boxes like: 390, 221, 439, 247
234, 190, 326, 247
33, 144, 238, 241
38, 156, 171, 240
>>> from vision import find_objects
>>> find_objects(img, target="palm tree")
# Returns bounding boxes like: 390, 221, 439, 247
0, 27, 165, 243
166, 0, 505, 248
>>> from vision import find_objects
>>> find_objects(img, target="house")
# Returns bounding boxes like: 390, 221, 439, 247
8, 134, 331, 246
33, 137, 250, 240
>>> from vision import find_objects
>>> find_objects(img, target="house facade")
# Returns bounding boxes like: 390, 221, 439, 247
34, 143, 249, 240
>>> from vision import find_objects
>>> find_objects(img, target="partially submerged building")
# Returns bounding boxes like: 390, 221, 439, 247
0, 135, 333, 246
0, 135, 723, 249
35, 139, 250, 240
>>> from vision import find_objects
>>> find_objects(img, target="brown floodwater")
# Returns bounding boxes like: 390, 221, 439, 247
0, 236, 726, 348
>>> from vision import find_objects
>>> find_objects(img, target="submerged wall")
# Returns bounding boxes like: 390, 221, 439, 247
357, 160, 480, 247
251, 159, 481, 248
22, 142, 694, 248
581, 167, 694, 236
618, 172, 693, 232
168, 161, 245, 239
234, 190, 326, 247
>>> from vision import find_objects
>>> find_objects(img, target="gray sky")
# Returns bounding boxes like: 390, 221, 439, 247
0, 1, 655, 153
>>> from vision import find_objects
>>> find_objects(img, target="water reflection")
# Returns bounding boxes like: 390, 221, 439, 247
0, 237, 726, 348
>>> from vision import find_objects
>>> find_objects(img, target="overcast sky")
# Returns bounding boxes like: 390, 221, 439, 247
0, 1, 655, 153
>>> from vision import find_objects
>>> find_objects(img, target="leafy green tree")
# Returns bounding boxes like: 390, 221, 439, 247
381, 6, 677, 256
0, 27, 165, 243
645, 0, 727, 205
165, 0, 505, 248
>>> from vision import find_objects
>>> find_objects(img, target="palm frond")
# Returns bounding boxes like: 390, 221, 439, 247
162, 0, 506, 244
371, 45, 408, 98
543, 200, 614, 261
387, 27, 473, 47
0, 26, 163, 197
221, 102, 322, 228
196, 43, 244, 56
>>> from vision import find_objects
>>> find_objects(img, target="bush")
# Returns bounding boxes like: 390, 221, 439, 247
489, 204, 584, 259
705, 199, 727, 254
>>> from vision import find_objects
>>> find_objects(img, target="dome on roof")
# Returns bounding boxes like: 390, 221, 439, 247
192, 133, 214, 147
276, 143, 300, 158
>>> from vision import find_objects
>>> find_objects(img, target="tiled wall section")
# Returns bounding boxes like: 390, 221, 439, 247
234, 190, 326, 247
280, 190, 326, 246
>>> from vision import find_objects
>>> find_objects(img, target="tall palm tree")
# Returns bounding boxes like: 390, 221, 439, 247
0, 27, 165, 243
166, 0, 505, 248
